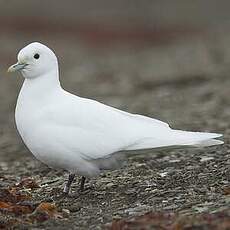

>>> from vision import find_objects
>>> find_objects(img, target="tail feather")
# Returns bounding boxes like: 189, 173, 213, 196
194, 139, 224, 147
172, 130, 223, 147
125, 130, 223, 151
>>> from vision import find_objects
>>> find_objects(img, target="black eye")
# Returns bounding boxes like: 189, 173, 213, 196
34, 53, 40, 59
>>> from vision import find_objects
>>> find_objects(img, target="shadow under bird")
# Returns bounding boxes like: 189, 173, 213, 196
8, 42, 223, 195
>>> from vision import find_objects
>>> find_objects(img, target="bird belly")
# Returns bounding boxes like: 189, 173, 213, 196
16, 117, 100, 177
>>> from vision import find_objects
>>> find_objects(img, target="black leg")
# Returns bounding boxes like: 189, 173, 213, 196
63, 174, 75, 194
79, 176, 86, 191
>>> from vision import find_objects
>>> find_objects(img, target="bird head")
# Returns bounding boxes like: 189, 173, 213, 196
8, 42, 58, 79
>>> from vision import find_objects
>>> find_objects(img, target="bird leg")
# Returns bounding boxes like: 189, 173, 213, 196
79, 176, 86, 191
63, 173, 75, 194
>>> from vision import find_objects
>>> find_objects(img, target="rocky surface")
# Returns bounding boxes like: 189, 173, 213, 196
0, 2, 229, 229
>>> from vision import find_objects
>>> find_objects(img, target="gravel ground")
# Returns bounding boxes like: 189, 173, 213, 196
0, 24, 230, 229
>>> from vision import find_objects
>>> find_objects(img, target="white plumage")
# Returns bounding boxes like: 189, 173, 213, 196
8, 42, 223, 192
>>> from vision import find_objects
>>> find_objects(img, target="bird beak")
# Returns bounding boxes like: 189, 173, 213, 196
7, 62, 28, 73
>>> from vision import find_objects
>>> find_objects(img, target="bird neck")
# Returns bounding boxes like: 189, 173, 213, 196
20, 69, 62, 100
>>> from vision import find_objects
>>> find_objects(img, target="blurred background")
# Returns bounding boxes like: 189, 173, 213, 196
1, 0, 229, 155
0, 1, 229, 228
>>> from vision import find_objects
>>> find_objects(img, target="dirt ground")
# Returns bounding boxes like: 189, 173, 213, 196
0, 3, 230, 228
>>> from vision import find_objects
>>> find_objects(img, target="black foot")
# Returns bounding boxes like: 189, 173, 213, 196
79, 176, 86, 192
63, 173, 75, 194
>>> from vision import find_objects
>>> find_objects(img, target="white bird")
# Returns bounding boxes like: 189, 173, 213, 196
8, 42, 223, 194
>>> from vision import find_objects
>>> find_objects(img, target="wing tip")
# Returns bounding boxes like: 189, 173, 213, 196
194, 138, 224, 147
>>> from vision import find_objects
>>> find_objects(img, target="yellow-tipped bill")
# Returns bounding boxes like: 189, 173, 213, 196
8, 62, 27, 73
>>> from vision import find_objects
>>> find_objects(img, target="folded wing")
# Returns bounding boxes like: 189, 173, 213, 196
46, 94, 223, 160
